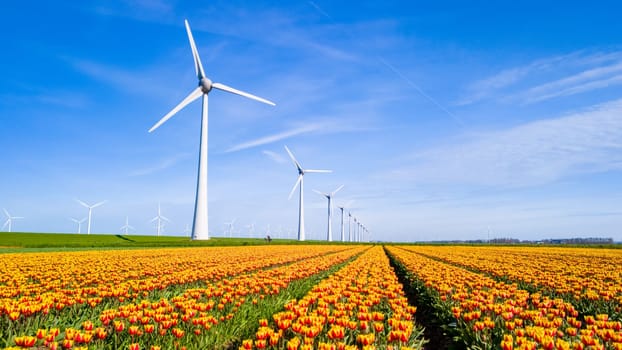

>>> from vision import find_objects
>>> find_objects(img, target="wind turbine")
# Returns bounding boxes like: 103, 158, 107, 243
348, 212, 353, 242
76, 200, 106, 235
224, 218, 237, 237
285, 145, 332, 241
148, 20, 275, 241
120, 216, 135, 235
70, 217, 86, 234
337, 200, 354, 242
314, 185, 344, 242
151, 203, 170, 237
2, 209, 23, 233
246, 222, 256, 238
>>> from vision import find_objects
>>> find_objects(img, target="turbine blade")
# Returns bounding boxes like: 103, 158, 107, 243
150, 217, 158, 222
149, 87, 203, 133
92, 200, 107, 208
305, 169, 332, 173
284, 145, 303, 172
1, 221, 7, 230
75, 199, 90, 208
184, 19, 206, 79
313, 189, 328, 197
212, 83, 276, 106
161, 216, 171, 223
288, 175, 302, 200
3, 208, 9, 218
333, 185, 344, 195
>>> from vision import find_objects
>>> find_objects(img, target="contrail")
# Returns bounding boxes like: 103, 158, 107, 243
377, 58, 464, 126
307, 1, 464, 126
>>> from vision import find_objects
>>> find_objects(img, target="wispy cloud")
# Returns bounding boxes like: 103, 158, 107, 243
129, 153, 191, 176
225, 123, 324, 153
67, 58, 185, 100
459, 50, 622, 105
262, 150, 286, 164
388, 98, 622, 187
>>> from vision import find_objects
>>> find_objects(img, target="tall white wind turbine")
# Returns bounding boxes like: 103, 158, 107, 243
151, 203, 170, 237
314, 185, 343, 242
70, 217, 86, 234
148, 20, 275, 241
76, 200, 106, 235
2, 209, 24, 233
120, 216, 135, 235
285, 145, 332, 241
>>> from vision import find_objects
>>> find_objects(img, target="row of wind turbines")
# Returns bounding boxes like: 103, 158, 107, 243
2, 20, 371, 241
147, 19, 371, 242
285, 146, 369, 242
71, 200, 173, 236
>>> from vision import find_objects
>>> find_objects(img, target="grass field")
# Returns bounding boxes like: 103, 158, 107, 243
0, 232, 344, 252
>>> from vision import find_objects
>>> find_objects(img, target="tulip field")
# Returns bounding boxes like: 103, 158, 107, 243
1, 243, 621, 350
386, 245, 622, 350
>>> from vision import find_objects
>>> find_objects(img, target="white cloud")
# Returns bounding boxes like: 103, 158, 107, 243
262, 150, 286, 164
225, 123, 324, 153
129, 153, 191, 176
389, 98, 622, 187
459, 51, 622, 105
524, 73, 622, 104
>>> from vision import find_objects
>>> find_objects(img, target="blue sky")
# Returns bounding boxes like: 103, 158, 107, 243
2, 1, 622, 242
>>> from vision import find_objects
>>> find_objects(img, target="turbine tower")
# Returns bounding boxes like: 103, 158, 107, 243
337, 206, 345, 242
2, 209, 24, 233
120, 216, 135, 235
151, 203, 170, 237
314, 185, 343, 242
149, 20, 275, 241
76, 200, 106, 235
285, 145, 332, 241
348, 212, 352, 242
70, 217, 86, 234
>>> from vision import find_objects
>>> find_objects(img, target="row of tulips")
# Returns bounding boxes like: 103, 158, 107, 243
0, 245, 350, 326
386, 246, 622, 350
241, 246, 427, 350
2, 245, 364, 349
408, 245, 622, 316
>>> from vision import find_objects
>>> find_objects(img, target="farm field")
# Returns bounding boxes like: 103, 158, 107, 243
1, 242, 621, 349
0, 233, 331, 251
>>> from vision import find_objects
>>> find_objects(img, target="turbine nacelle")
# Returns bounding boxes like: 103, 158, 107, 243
199, 77, 213, 94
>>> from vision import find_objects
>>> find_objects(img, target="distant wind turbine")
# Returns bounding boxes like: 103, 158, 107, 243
70, 217, 86, 234
76, 199, 106, 234
151, 203, 170, 237
285, 145, 332, 241
336, 200, 354, 242
246, 222, 256, 237
148, 19, 275, 241
224, 218, 237, 237
2, 209, 24, 233
314, 185, 343, 242
120, 216, 135, 235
